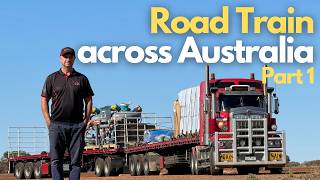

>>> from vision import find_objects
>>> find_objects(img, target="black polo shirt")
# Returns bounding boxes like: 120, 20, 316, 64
41, 69, 94, 123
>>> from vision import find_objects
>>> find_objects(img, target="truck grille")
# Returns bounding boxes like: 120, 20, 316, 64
232, 113, 267, 161
233, 114, 266, 129
214, 111, 286, 165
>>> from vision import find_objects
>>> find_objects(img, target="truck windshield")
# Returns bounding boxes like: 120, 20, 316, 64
219, 95, 263, 111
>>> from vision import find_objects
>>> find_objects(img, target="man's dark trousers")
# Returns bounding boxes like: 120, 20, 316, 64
49, 121, 86, 180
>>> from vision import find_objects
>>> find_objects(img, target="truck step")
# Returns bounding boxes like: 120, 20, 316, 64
197, 158, 210, 162
198, 164, 210, 169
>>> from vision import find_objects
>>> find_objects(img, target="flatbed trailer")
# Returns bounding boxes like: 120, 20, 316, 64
9, 65, 286, 179
9, 136, 200, 178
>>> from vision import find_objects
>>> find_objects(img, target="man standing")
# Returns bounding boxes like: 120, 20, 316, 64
41, 47, 96, 180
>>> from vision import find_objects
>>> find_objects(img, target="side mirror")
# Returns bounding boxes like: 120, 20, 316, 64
273, 93, 279, 114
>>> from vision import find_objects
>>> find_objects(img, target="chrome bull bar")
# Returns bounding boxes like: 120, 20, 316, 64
214, 113, 286, 166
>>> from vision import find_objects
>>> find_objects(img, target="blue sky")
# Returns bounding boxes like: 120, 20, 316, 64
0, 0, 319, 162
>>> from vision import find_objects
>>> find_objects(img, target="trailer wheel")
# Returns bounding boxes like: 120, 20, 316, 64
143, 156, 150, 175
95, 158, 105, 177
24, 162, 34, 179
34, 161, 42, 179
15, 162, 24, 179
129, 155, 137, 176
104, 157, 113, 176
136, 155, 144, 176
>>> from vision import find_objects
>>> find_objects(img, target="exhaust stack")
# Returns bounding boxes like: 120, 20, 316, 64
263, 65, 268, 95
204, 65, 210, 146
267, 87, 274, 115
250, 73, 255, 80
263, 65, 268, 113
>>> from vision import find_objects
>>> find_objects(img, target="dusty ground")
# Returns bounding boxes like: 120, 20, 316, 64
1, 166, 319, 180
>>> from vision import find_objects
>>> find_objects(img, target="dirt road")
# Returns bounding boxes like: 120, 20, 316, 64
1, 167, 319, 180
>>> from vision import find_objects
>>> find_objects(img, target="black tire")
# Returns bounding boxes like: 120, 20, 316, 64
15, 162, 24, 179
95, 158, 105, 177
104, 157, 113, 176
129, 155, 137, 176
143, 156, 150, 176
190, 154, 195, 175
237, 167, 249, 175
24, 162, 34, 179
85, 163, 94, 172
209, 148, 223, 175
34, 161, 42, 179
115, 167, 123, 176
270, 168, 283, 174
209, 149, 214, 175
193, 153, 199, 175
136, 155, 144, 176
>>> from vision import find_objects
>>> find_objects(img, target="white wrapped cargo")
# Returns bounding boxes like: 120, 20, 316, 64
176, 86, 200, 134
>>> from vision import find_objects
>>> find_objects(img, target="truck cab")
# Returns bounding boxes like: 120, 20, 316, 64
194, 71, 286, 174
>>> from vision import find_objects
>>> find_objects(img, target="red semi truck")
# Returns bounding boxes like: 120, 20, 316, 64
8, 65, 286, 178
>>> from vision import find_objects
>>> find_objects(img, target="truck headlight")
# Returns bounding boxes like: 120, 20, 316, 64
274, 140, 281, 147
271, 124, 277, 131
268, 140, 281, 148
218, 121, 228, 131
240, 139, 246, 147
255, 139, 262, 146
268, 140, 274, 147
218, 121, 224, 129
218, 141, 225, 147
